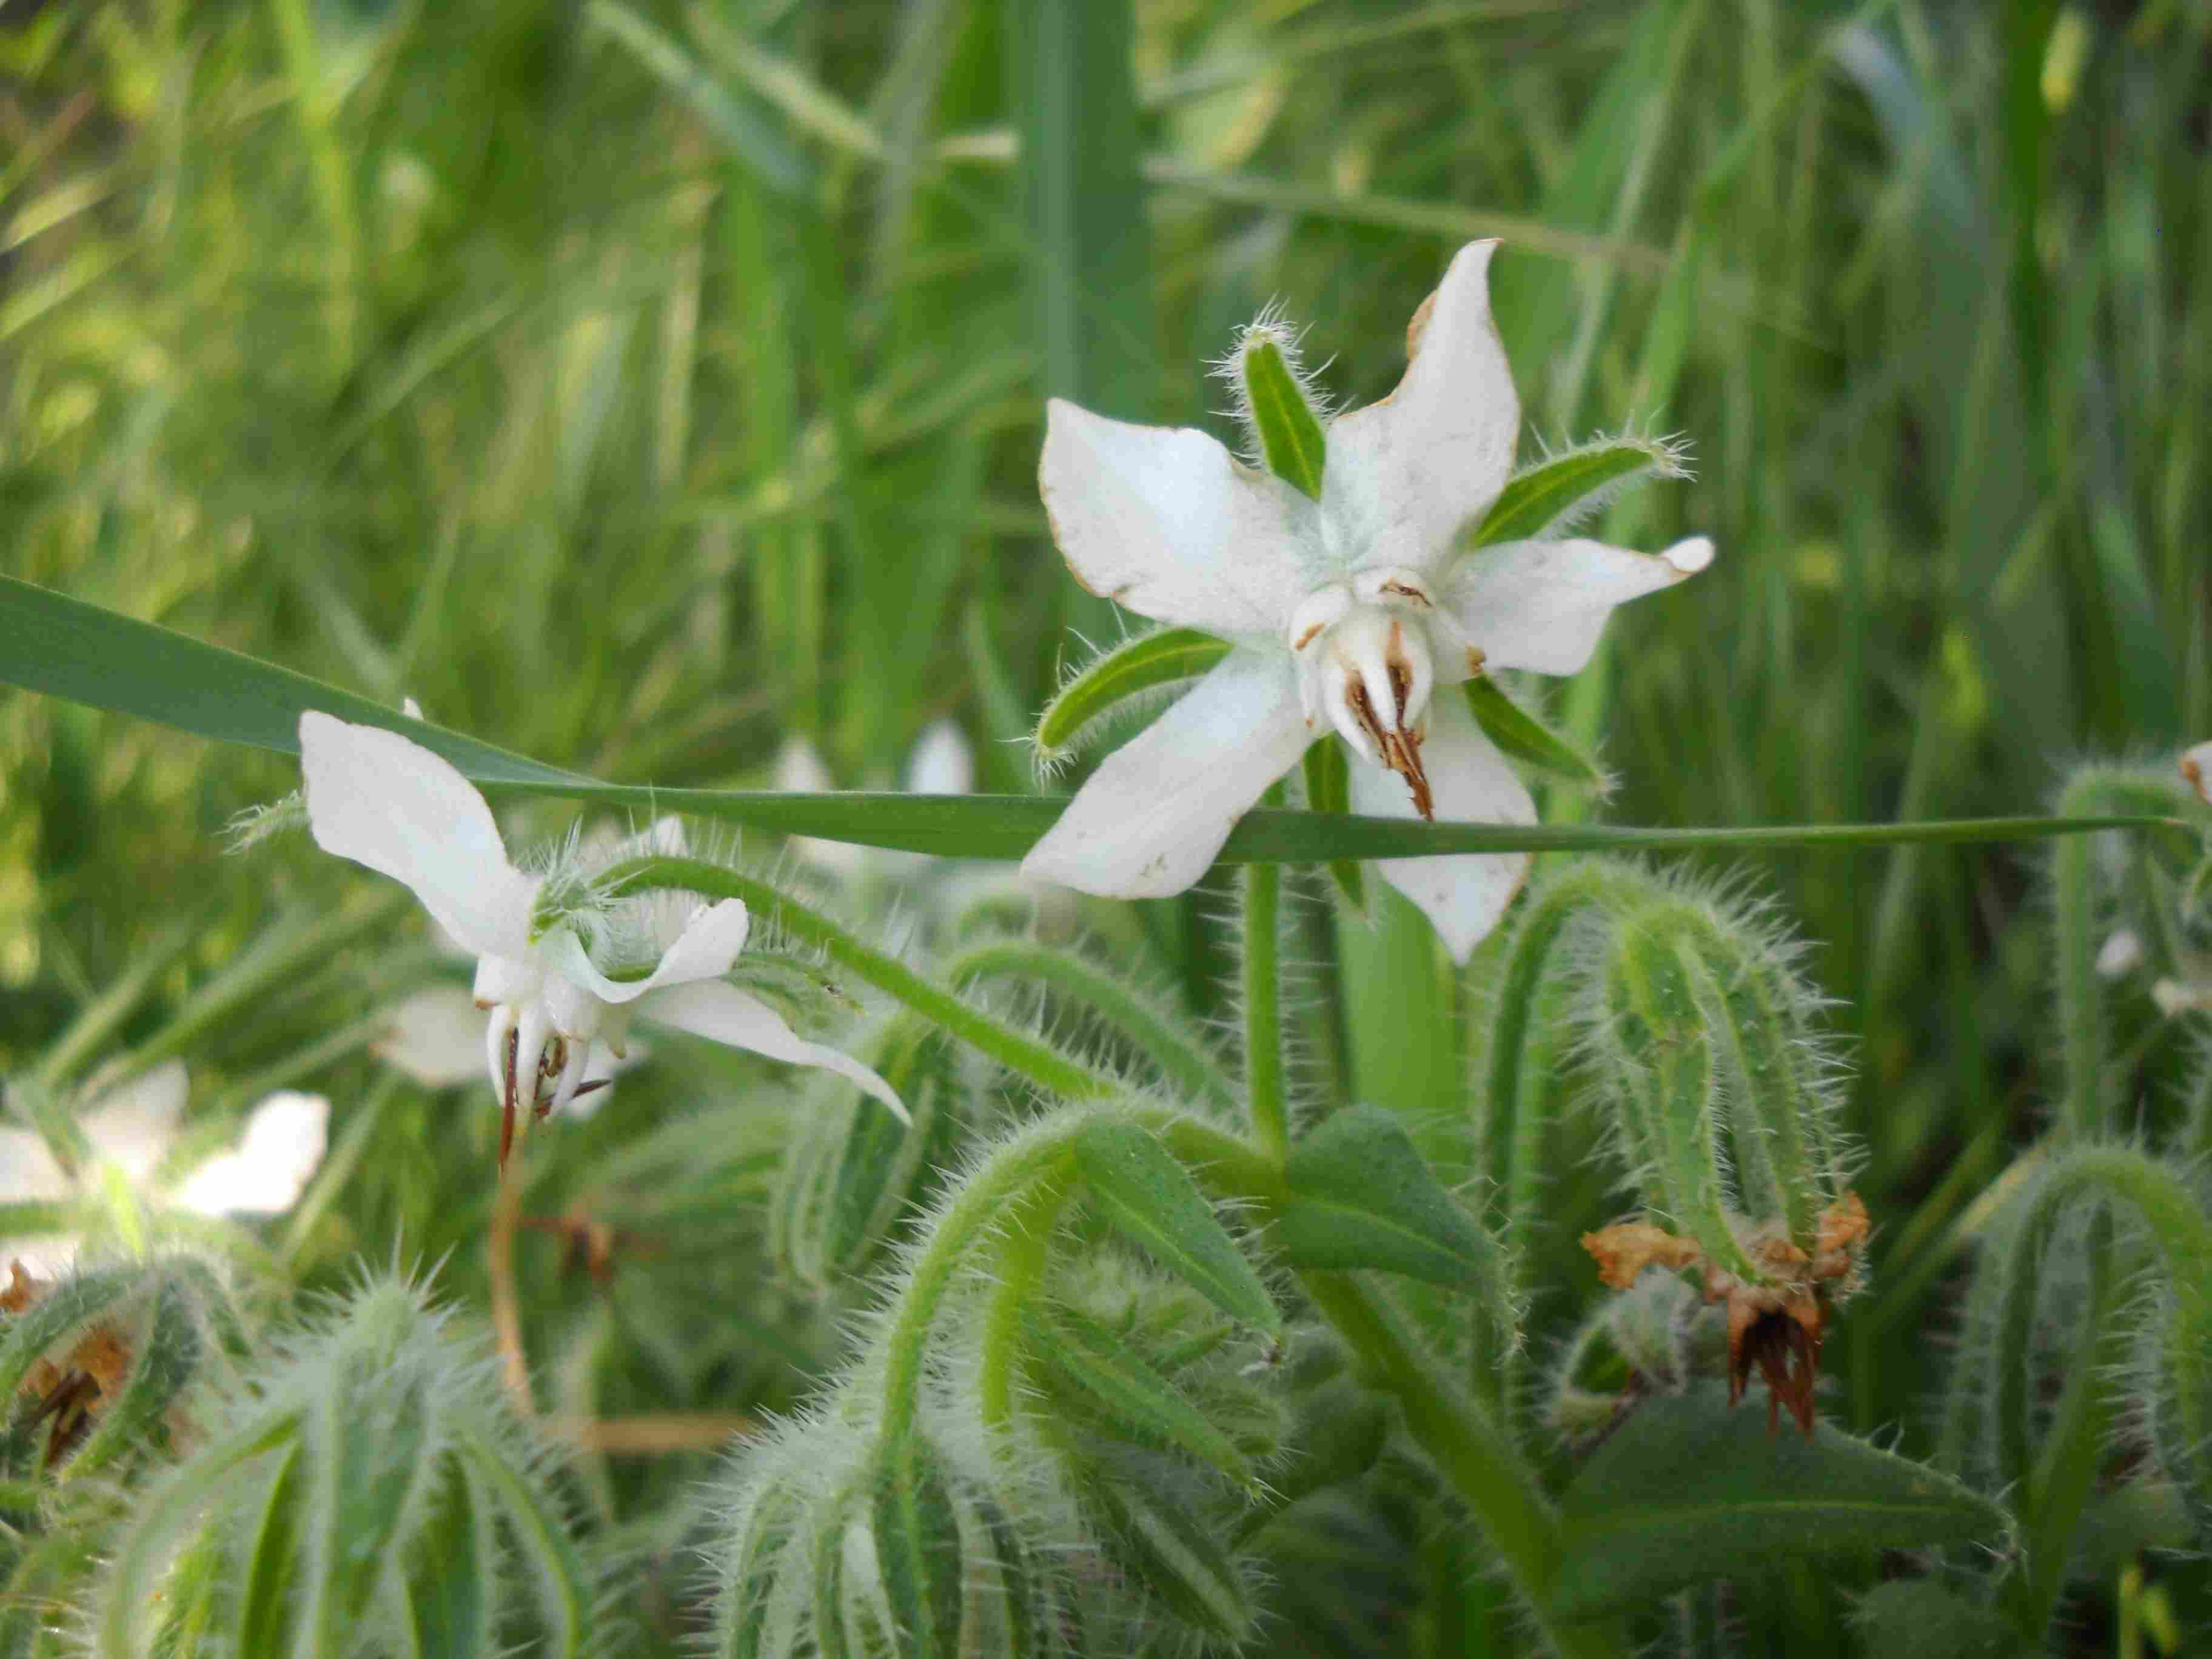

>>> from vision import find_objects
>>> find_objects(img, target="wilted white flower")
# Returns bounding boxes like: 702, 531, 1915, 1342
298, 714, 902, 1153
1022, 240, 1712, 959
0, 1061, 327, 1275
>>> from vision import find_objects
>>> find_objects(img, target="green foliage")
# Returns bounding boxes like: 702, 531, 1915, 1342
7, 2, 2212, 1654
1550, 1384, 2009, 1618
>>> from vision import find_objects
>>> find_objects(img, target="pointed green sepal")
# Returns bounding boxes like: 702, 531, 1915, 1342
1301, 738, 1366, 905
1463, 675, 1605, 787
1034, 628, 1230, 763
1465, 434, 1688, 549
1239, 337, 1327, 500
1024, 1303, 1261, 1493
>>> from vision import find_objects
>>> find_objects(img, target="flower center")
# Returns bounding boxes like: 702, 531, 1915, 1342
473, 956, 617, 1162
1285, 568, 1447, 820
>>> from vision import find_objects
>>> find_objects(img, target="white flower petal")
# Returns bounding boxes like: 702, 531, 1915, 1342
1022, 649, 1310, 898
1348, 692, 1535, 963
372, 985, 488, 1088
78, 1060, 190, 1187
1325, 241, 1520, 573
169, 1092, 329, 1218
1039, 399, 1320, 636
545, 898, 751, 1005
298, 713, 537, 959
1440, 535, 1713, 676
636, 980, 907, 1121
0, 1127, 71, 1205
2183, 741, 2212, 805
904, 720, 975, 797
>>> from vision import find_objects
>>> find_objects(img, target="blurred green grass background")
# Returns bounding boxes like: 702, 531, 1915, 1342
2, 0, 2208, 1533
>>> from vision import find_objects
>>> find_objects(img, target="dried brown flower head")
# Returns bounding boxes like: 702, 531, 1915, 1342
1580, 1192, 1869, 1438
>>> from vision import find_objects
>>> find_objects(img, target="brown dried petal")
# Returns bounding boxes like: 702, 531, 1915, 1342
1580, 1221, 1706, 1290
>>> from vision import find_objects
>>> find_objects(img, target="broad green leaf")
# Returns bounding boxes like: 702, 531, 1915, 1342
1240, 338, 1326, 500
1024, 1303, 1258, 1492
1278, 1105, 1503, 1295
1463, 677, 1605, 786
0, 577, 2179, 863
1034, 628, 1231, 761
1550, 1384, 2011, 1617
1301, 738, 1364, 906
1076, 1119, 1279, 1332
1466, 438, 1686, 551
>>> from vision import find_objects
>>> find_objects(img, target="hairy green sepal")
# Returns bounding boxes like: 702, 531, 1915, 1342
1465, 435, 1685, 549
1463, 676, 1605, 786
1034, 628, 1230, 762
1076, 1119, 1279, 1332
1239, 338, 1327, 500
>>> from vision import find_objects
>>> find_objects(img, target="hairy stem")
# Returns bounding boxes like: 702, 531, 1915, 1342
945, 939, 1236, 1111
1243, 859, 1289, 1161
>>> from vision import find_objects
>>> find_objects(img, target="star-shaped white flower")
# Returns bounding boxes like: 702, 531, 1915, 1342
298, 714, 903, 1148
0, 1061, 328, 1275
1021, 240, 1713, 960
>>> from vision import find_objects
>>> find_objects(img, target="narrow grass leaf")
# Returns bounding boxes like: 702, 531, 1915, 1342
586, 1, 808, 196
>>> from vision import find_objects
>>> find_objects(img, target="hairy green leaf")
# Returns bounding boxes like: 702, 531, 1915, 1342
1278, 1105, 1503, 1293
1551, 1384, 2010, 1617
1076, 1119, 1279, 1332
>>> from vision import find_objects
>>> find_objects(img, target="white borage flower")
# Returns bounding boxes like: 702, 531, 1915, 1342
1022, 240, 1714, 960
0, 1061, 327, 1276
298, 714, 903, 1154
371, 985, 638, 1119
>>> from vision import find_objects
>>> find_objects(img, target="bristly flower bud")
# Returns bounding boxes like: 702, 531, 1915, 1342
1495, 864, 1865, 1435
92, 1272, 594, 1658
708, 1413, 1076, 1659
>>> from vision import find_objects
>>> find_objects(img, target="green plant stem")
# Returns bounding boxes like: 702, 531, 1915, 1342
1297, 1271, 1627, 1659
945, 939, 1236, 1111
1242, 859, 1288, 1162
598, 857, 1116, 1099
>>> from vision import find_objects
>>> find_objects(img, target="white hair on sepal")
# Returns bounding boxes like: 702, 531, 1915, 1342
1208, 298, 1337, 469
